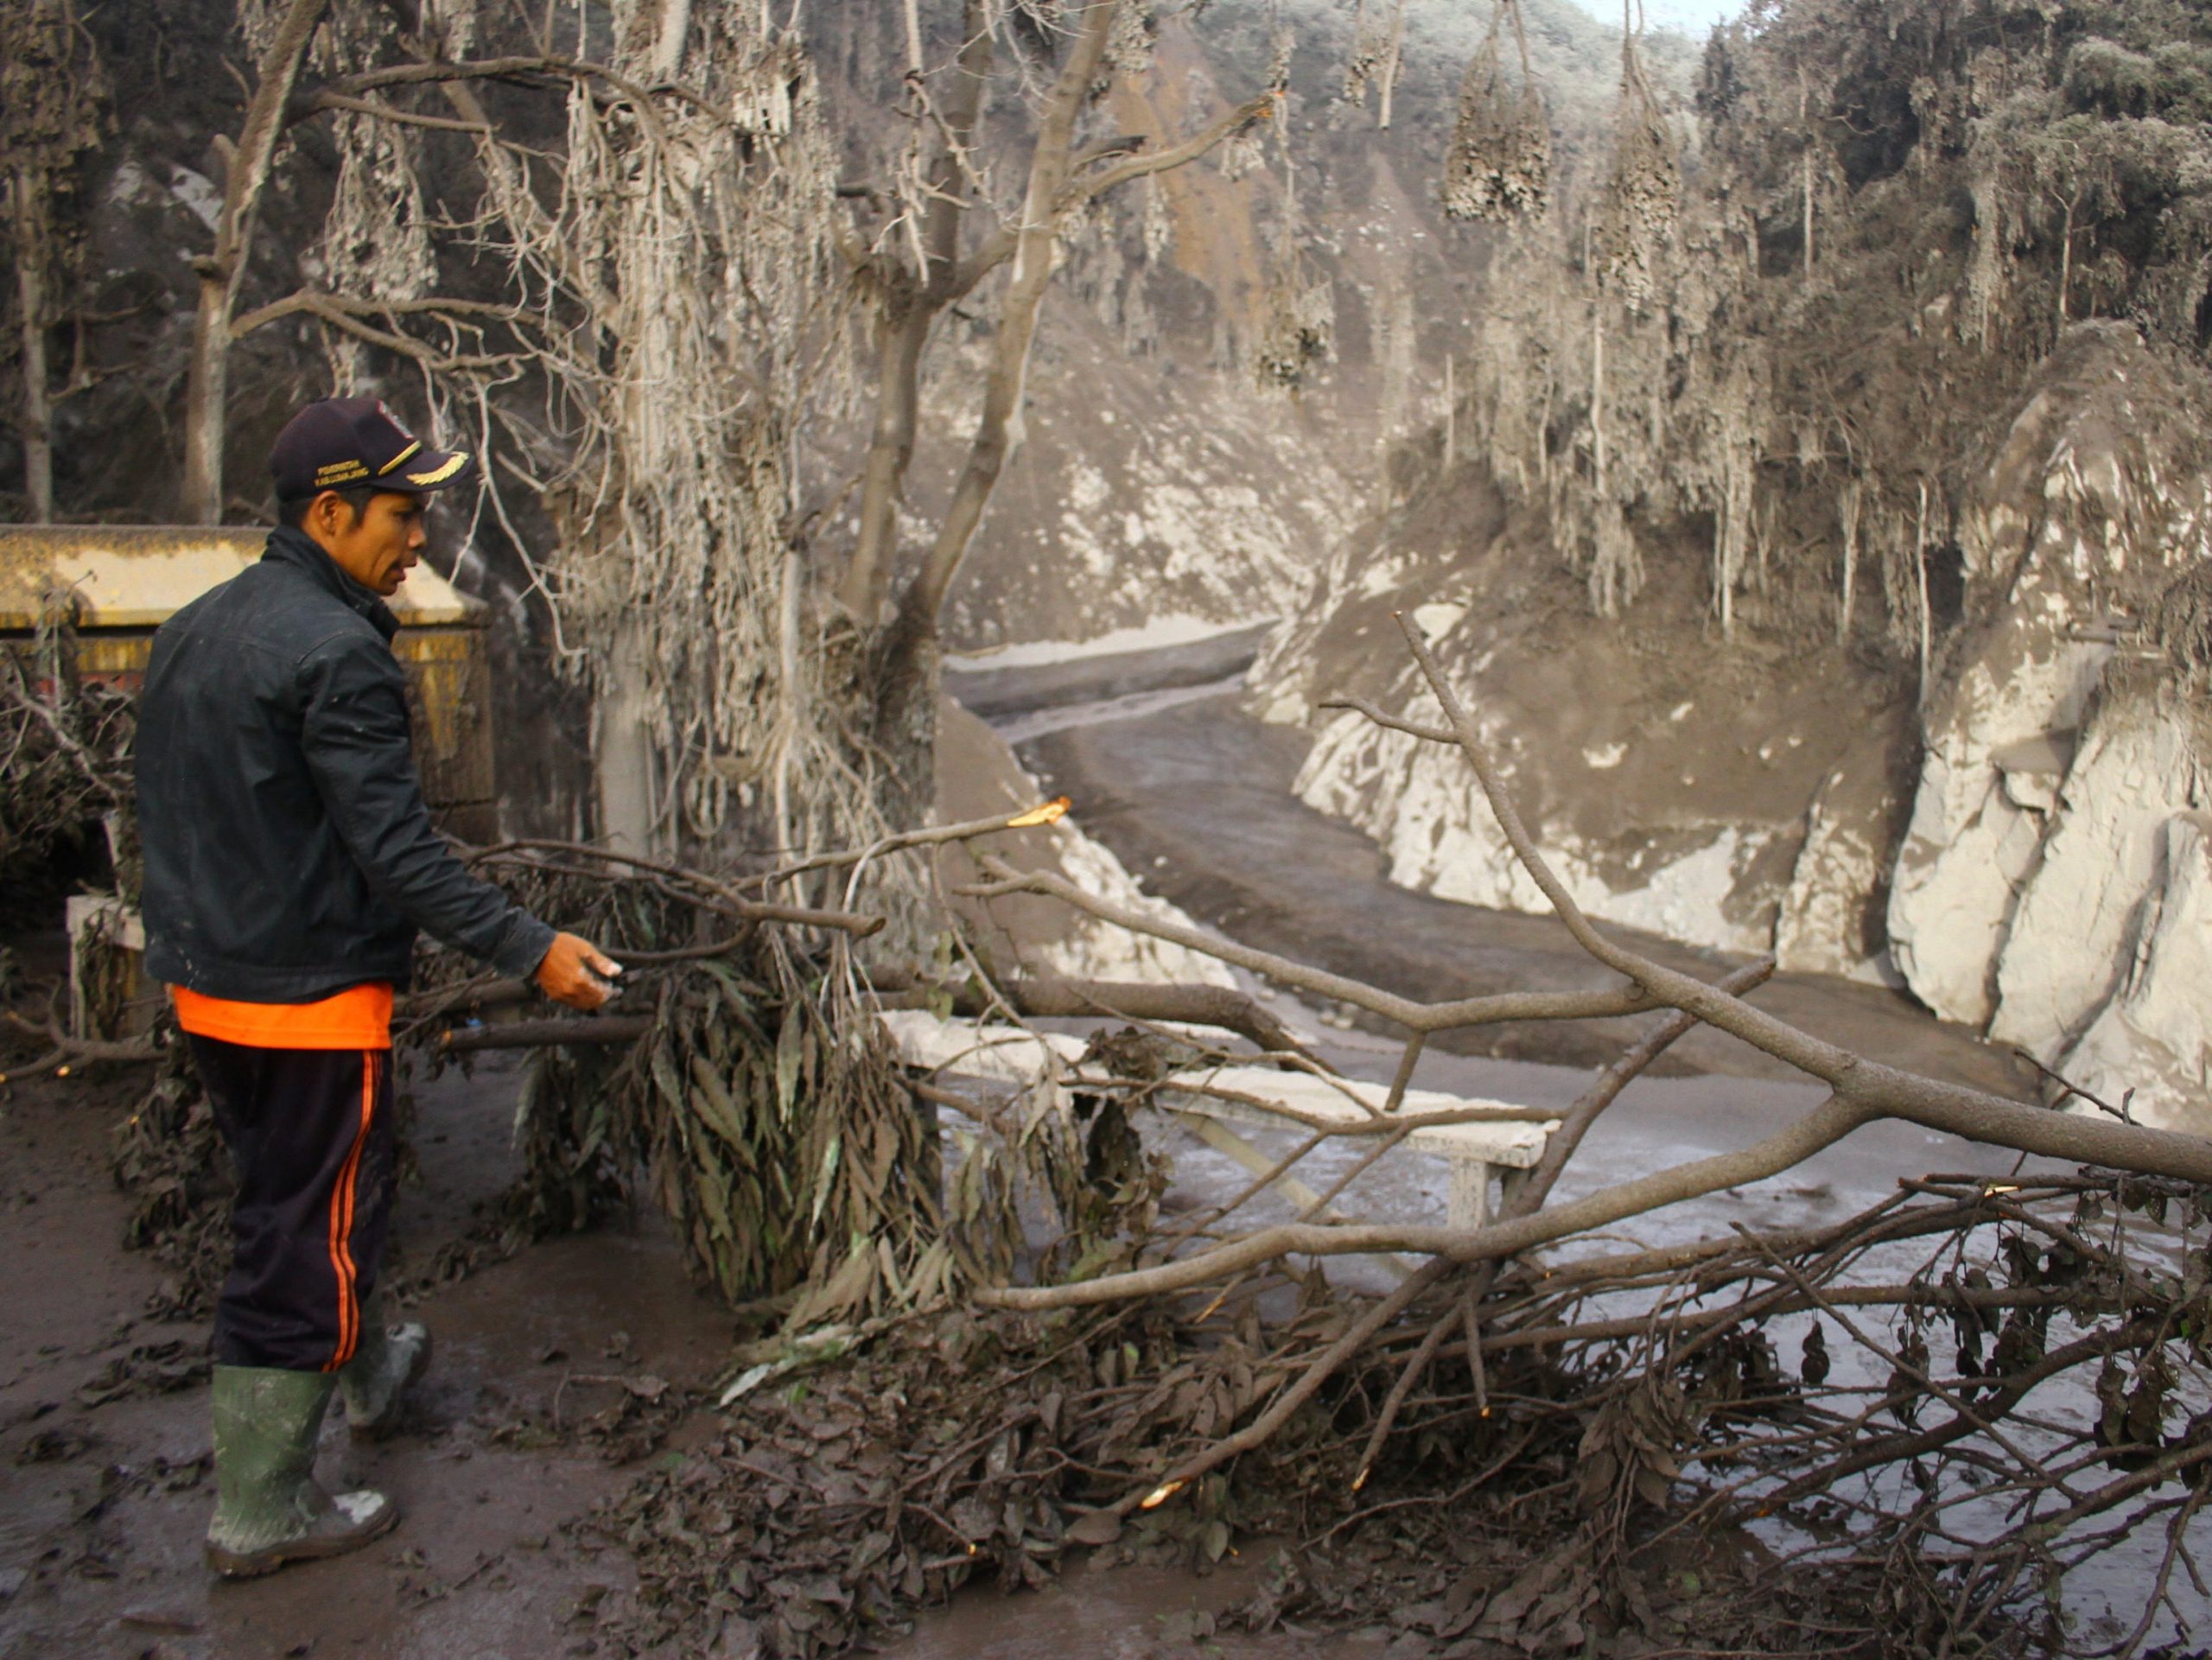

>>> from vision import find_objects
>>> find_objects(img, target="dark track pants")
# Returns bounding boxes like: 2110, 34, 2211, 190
188, 1034, 396, 1372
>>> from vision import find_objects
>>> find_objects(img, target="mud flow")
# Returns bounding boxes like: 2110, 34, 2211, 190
0, 1051, 733, 1660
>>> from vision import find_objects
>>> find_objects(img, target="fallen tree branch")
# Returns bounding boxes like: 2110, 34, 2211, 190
1114, 1259, 1453, 1517
466, 839, 885, 937
979, 1067, 2212, 1312
440, 1014, 654, 1052
960, 857, 1657, 1034
1512, 957, 1775, 1215
747, 799, 1071, 890
1474, 1278, 2128, 1358
869, 969, 1322, 1065
1, 1007, 164, 1079
1109, 1076, 1560, 1132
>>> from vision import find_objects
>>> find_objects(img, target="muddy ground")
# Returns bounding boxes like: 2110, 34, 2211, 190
3, 1051, 1421, 1660
1, 1050, 718, 1660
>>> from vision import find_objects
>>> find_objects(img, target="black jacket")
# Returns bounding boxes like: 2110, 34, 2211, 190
137, 528, 554, 1001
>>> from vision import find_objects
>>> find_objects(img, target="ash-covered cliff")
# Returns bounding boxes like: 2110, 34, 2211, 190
895, 0, 1691, 652
1253, 0, 2212, 1128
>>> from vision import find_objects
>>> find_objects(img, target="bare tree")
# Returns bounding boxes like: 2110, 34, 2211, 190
830, 3, 1274, 717
162, 2, 1281, 862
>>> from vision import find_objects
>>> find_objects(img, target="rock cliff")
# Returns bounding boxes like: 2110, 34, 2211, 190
1246, 0, 2212, 1130
1253, 319, 2212, 1130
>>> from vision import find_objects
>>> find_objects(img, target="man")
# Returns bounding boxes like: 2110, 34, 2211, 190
136, 397, 619, 1578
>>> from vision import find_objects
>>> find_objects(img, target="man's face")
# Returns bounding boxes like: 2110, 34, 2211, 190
311, 491, 428, 597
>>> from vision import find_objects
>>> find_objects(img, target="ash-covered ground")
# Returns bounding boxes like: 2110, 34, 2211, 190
2, 644, 2094, 1660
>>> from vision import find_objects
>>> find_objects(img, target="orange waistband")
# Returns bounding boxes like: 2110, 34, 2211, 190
171, 983, 394, 1050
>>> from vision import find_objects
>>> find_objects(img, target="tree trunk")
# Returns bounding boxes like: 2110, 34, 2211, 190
1837, 479, 1859, 645
1376, 0, 1409, 130
900, 0, 924, 76
1798, 67, 1815, 276
1442, 351, 1455, 474
179, 271, 233, 525
594, 613, 664, 854
1914, 480, 1932, 708
891, 1, 1117, 648
835, 0, 992, 622
651, 0, 692, 79
1802, 147, 1815, 274
839, 302, 931, 621
1590, 300, 1606, 491
11, 169, 53, 523
2056, 194, 2075, 331
179, 0, 331, 524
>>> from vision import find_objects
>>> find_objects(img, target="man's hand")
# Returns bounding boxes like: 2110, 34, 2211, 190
535, 932, 622, 1011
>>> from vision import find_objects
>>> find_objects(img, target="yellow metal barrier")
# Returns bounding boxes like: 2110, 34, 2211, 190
0, 526, 499, 842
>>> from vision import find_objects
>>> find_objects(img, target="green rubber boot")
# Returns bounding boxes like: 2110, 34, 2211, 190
205, 1366, 398, 1578
339, 1293, 432, 1440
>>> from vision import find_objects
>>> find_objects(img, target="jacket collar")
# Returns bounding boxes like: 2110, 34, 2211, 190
263, 526, 402, 641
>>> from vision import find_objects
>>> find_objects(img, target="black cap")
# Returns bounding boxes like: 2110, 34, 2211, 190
269, 397, 477, 502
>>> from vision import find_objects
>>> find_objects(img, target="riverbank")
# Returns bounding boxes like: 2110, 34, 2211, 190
1005, 677, 2029, 1097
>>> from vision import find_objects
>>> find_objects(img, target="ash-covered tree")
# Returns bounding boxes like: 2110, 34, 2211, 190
106, 0, 1328, 1324
823, 2, 1274, 798
1446, 0, 2212, 656
168, 0, 1282, 872
1967, 10, 2212, 351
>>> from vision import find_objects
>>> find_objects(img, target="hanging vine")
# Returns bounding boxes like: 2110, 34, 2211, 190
1254, 30, 1335, 393
1439, 0, 1552, 226
1592, 0, 1681, 313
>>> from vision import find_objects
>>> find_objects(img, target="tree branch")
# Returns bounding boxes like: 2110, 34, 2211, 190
869, 970, 1320, 1064
1511, 957, 1774, 1216
964, 853, 1659, 1034
301, 90, 492, 132
470, 839, 887, 938
890, 0, 1120, 646
292, 54, 671, 129
1067, 94, 1274, 202
441, 1015, 652, 1052
835, 0, 992, 621
229, 289, 528, 341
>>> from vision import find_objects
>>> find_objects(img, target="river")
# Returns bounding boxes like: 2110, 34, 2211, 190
951, 630, 2037, 1216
